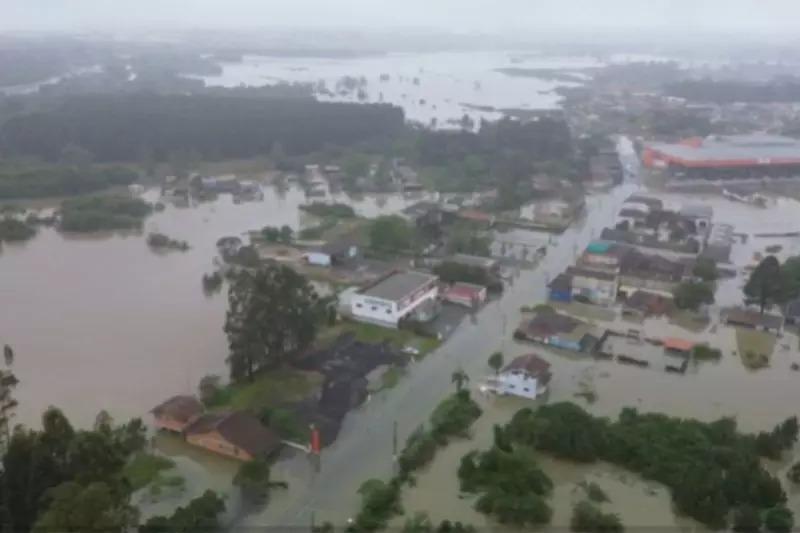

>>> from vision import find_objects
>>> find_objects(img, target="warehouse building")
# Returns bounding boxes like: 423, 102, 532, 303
350, 270, 439, 328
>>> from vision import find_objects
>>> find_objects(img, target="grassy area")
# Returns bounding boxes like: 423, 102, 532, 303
669, 310, 711, 333
376, 365, 407, 392
552, 301, 616, 322
207, 367, 324, 413
122, 453, 176, 491
736, 328, 777, 369
320, 320, 441, 360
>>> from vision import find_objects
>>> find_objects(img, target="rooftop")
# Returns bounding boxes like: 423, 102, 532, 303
151, 395, 204, 423
523, 311, 583, 337
548, 272, 573, 292
448, 253, 498, 270
445, 282, 485, 299
680, 204, 713, 219
185, 411, 281, 458
567, 266, 618, 282
725, 308, 784, 330
648, 134, 800, 167
358, 270, 437, 302
503, 353, 551, 378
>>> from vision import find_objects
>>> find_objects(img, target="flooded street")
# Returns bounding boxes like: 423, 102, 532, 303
0, 184, 428, 428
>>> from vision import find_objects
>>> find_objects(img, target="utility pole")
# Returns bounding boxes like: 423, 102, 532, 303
392, 420, 398, 475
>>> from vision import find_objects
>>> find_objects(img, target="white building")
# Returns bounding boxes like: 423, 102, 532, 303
350, 270, 439, 328
484, 354, 552, 400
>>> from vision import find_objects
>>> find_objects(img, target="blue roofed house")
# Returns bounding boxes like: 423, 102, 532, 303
548, 272, 573, 303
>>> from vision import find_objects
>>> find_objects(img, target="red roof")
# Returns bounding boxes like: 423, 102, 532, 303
503, 353, 551, 376
445, 283, 484, 300
662, 337, 695, 353
151, 395, 204, 423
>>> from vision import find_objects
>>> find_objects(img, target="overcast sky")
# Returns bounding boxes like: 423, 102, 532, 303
3, 0, 800, 34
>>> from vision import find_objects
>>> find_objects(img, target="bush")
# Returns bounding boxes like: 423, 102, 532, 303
429, 391, 482, 443
673, 280, 714, 311
59, 195, 152, 232
398, 427, 438, 476
579, 481, 609, 503
764, 506, 794, 533
147, 232, 189, 251
692, 344, 722, 360
0, 217, 36, 242
352, 479, 403, 532
570, 501, 623, 533
0, 164, 137, 199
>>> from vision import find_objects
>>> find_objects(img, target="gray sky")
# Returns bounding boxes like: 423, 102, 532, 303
2, 0, 800, 34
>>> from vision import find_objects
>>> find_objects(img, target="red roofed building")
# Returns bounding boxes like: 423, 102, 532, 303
443, 282, 487, 308
185, 411, 281, 461
643, 134, 800, 179
151, 395, 204, 433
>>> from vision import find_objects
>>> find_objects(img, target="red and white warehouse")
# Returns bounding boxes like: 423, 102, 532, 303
642, 134, 800, 179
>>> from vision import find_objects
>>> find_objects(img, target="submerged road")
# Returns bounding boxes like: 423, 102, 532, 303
241, 184, 636, 529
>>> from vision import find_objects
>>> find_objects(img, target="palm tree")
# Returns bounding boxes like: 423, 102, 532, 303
451, 368, 469, 392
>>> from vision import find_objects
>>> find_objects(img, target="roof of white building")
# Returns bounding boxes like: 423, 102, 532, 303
358, 270, 437, 302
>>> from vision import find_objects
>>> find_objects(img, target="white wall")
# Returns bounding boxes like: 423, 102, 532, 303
306, 252, 332, 267
351, 284, 438, 327
493, 372, 543, 400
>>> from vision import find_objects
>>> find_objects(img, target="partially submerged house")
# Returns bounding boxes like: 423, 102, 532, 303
548, 272, 573, 303
484, 353, 552, 400
184, 411, 281, 461
622, 290, 672, 318
515, 311, 600, 352
724, 308, 784, 333
443, 282, 487, 308
567, 266, 618, 306
151, 395, 204, 433
306, 238, 360, 267
618, 250, 688, 297
351, 270, 439, 328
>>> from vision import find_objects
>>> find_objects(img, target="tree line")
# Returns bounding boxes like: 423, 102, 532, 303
0, 93, 405, 163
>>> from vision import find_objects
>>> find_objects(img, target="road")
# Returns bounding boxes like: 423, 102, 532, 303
240, 184, 635, 529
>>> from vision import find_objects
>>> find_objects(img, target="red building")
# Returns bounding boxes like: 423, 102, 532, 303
642, 134, 800, 179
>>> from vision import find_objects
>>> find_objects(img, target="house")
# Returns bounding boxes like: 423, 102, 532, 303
456, 209, 495, 226
197, 176, 241, 194
443, 282, 487, 308
784, 299, 800, 325
515, 311, 599, 352
622, 290, 672, 318
306, 238, 360, 267
625, 195, 663, 211
484, 354, 552, 400
184, 411, 281, 461
548, 272, 573, 303
680, 204, 713, 231
663, 337, 696, 356
618, 250, 688, 297
567, 266, 618, 306
151, 395, 204, 433
401, 201, 443, 228
724, 308, 784, 333
578, 241, 629, 272
351, 270, 439, 327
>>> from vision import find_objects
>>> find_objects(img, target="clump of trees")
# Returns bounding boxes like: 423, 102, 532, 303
369, 215, 415, 252
139, 490, 226, 533
261, 225, 293, 244
0, 217, 36, 242
299, 202, 356, 219
744, 255, 800, 313
692, 344, 722, 360
502, 402, 796, 529
673, 280, 715, 311
224, 265, 328, 382
433, 262, 502, 292
0, 163, 137, 200
233, 458, 288, 507
59, 195, 152, 232
693, 257, 719, 282
570, 501, 623, 533
147, 232, 189, 251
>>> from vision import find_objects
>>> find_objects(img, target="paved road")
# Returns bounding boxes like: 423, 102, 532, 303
240, 184, 635, 529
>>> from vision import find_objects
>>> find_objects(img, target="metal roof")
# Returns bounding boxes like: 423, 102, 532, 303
648, 134, 800, 166
359, 270, 437, 302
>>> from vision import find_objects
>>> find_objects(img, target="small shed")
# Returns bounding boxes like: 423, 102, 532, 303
663, 337, 696, 356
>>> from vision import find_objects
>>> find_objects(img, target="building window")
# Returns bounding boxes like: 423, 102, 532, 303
356, 303, 363, 308
523, 387, 530, 392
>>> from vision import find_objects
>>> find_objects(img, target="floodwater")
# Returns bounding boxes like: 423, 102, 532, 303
0, 183, 429, 429
197, 51, 599, 125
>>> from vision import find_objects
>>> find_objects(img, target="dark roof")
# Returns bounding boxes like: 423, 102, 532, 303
620, 250, 686, 281
185, 411, 281, 457
523, 311, 582, 337
625, 290, 672, 315
725, 308, 784, 330
548, 272, 573, 292
358, 270, 437, 302
567, 266, 618, 282
319, 237, 358, 256
618, 208, 649, 219
151, 395, 204, 423
503, 353, 551, 376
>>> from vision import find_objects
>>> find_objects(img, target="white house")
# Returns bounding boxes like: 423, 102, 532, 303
306, 239, 359, 267
567, 266, 618, 306
483, 354, 552, 400
351, 270, 439, 328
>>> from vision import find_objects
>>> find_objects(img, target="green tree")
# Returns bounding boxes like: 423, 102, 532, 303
233, 458, 287, 506
33, 481, 138, 533
745, 256, 784, 313
488, 352, 504, 376
225, 265, 323, 382
140, 490, 225, 533
764, 506, 794, 533
403, 512, 434, 533
451, 369, 469, 393
673, 280, 715, 311
693, 257, 719, 282
733, 505, 763, 532
342, 152, 371, 180
570, 501, 623, 533
369, 215, 414, 251
279, 225, 293, 244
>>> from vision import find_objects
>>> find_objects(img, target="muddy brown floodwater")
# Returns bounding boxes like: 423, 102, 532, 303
0, 183, 429, 429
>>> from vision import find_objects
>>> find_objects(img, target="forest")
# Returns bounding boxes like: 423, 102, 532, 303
0, 93, 405, 162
